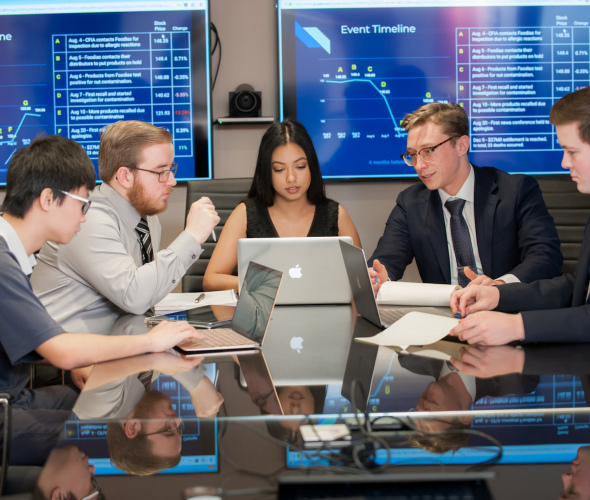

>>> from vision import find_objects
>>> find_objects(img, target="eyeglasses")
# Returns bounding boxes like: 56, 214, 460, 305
128, 163, 178, 183
400, 136, 456, 167
59, 190, 92, 215
80, 475, 102, 500
144, 419, 184, 436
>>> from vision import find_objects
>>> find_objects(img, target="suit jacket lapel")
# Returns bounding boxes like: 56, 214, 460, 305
423, 190, 451, 283
473, 166, 499, 276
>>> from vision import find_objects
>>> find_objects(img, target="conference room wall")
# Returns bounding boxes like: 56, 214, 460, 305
195, 0, 423, 283
0, 0, 420, 283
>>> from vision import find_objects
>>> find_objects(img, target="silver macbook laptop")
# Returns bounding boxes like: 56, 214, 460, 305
175, 261, 282, 353
339, 240, 449, 329
260, 305, 354, 385
237, 350, 284, 415
237, 237, 353, 305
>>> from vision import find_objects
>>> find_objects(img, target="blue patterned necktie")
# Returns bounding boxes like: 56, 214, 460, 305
445, 198, 476, 288
135, 217, 153, 264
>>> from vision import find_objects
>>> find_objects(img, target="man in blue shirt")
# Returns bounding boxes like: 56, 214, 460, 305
0, 135, 202, 434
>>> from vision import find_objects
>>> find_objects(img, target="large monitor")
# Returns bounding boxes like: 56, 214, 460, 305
287, 347, 588, 467
0, 0, 212, 186
278, 0, 589, 179
67, 365, 219, 475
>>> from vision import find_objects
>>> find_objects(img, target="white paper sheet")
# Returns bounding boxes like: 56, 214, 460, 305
376, 281, 460, 307
355, 311, 460, 350
154, 290, 238, 313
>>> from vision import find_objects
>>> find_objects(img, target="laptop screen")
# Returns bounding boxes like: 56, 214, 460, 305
231, 261, 283, 341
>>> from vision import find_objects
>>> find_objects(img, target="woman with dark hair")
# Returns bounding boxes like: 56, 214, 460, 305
203, 119, 361, 292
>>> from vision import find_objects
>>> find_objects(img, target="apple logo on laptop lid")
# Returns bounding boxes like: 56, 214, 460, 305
290, 336, 303, 353
289, 264, 302, 279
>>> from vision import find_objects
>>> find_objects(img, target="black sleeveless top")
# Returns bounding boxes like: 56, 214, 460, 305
245, 198, 339, 238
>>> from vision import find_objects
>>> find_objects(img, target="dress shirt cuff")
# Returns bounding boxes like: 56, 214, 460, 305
167, 231, 204, 269
496, 273, 520, 284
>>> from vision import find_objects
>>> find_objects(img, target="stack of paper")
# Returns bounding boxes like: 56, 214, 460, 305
154, 290, 238, 314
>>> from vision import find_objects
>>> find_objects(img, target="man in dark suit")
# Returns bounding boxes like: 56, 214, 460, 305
450, 86, 590, 344
369, 102, 562, 288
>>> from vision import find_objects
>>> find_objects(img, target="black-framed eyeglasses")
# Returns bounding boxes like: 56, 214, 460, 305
128, 163, 178, 183
400, 136, 456, 167
144, 419, 184, 436
59, 190, 92, 215
80, 475, 102, 500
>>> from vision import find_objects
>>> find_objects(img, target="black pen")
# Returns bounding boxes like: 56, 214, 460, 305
195, 293, 205, 303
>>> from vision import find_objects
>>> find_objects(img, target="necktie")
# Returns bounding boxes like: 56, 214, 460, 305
445, 198, 476, 288
135, 217, 154, 264
138, 370, 153, 390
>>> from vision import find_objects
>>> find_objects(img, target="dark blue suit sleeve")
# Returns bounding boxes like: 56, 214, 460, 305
496, 274, 590, 343
504, 174, 562, 282
367, 191, 415, 281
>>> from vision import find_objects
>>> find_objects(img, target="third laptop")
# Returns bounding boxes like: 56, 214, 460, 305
175, 261, 282, 354
339, 240, 449, 328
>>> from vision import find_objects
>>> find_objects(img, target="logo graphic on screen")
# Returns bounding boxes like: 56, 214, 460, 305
290, 336, 304, 353
289, 264, 303, 279
294, 21, 331, 54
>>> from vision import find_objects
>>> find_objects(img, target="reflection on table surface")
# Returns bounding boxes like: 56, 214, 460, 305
12, 307, 590, 499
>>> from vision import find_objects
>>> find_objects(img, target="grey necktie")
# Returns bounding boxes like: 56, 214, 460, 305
138, 370, 153, 390
135, 217, 153, 264
445, 198, 476, 288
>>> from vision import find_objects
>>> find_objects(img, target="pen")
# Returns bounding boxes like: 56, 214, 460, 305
371, 267, 378, 284
211, 230, 217, 242
195, 293, 205, 303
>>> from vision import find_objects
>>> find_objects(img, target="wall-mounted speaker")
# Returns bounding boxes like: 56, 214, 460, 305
229, 84, 262, 118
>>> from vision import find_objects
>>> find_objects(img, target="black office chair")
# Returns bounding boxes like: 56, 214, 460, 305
537, 176, 590, 274
0, 393, 11, 495
183, 177, 252, 292
0, 394, 40, 499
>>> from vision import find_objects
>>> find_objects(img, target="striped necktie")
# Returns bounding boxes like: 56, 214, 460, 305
445, 198, 476, 288
138, 370, 153, 390
135, 217, 154, 264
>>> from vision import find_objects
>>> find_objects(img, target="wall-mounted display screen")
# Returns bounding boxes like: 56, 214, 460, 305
286, 347, 588, 467
0, 0, 212, 186
278, 0, 589, 179
68, 365, 218, 475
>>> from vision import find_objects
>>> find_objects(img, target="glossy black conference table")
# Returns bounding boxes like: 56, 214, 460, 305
22, 306, 590, 499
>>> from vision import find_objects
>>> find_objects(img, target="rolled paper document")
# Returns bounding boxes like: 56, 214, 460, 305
376, 281, 460, 307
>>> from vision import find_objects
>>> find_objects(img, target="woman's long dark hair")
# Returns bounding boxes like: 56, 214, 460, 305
247, 118, 328, 207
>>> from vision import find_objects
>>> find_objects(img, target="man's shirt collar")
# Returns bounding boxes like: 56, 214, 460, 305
438, 165, 475, 205
0, 215, 36, 274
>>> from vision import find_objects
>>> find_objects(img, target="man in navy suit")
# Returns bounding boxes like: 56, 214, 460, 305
450, 86, 590, 344
369, 102, 562, 287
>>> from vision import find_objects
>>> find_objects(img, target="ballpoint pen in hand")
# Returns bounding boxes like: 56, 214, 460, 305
211, 230, 217, 242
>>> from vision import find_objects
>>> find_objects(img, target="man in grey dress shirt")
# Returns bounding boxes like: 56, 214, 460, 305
31, 120, 220, 332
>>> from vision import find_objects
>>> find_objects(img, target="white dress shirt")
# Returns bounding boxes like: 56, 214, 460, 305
438, 166, 519, 286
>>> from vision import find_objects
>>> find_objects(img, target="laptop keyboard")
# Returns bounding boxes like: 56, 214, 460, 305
379, 308, 408, 327
196, 328, 258, 348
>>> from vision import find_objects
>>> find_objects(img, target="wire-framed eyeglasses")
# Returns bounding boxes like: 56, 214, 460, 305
128, 163, 178, 182
59, 190, 92, 215
400, 136, 456, 167
144, 419, 184, 436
